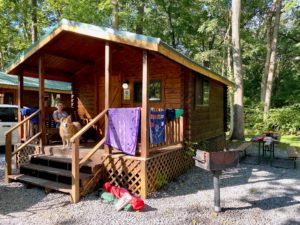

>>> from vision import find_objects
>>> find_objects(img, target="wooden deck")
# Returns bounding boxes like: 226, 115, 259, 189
9, 142, 191, 201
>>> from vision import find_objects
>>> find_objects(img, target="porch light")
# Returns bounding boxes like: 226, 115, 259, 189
122, 80, 129, 89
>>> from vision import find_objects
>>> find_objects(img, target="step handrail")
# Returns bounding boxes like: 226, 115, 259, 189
70, 108, 108, 143
79, 138, 106, 167
12, 132, 42, 156
4, 109, 41, 136
70, 108, 108, 203
5, 109, 41, 183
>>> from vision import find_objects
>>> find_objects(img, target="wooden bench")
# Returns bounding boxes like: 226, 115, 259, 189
287, 147, 299, 169
229, 142, 252, 158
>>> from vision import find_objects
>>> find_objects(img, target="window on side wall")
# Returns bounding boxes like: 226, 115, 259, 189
134, 80, 162, 102
195, 76, 210, 107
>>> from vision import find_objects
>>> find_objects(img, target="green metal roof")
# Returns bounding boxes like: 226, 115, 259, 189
0, 71, 71, 92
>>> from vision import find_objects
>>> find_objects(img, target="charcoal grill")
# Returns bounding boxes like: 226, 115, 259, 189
194, 150, 239, 212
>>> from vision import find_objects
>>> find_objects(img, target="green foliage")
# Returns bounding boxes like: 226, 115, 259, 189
266, 104, 300, 134
0, 0, 299, 114
184, 140, 198, 158
280, 135, 300, 149
155, 172, 168, 189
245, 104, 300, 134
244, 104, 264, 132
184, 140, 208, 157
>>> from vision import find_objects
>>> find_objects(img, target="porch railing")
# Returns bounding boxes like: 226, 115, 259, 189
149, 115, 184, 151
21, 115, 31, 142
5, 109, 41, 183
70, 108, 108, 203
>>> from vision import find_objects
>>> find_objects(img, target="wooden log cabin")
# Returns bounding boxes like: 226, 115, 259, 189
4, 19, 233, 203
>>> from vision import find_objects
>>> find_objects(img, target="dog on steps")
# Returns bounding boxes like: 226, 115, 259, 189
59, 116, 81, 148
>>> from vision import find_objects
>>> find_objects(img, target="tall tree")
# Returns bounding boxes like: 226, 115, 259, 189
0, 0, 299, 110
261, 4, 275, 103
230, 0, 244, 140
111, 0, 119, 29
31, 0, 38, 43
263, 0, 282, 120
136, 0, 144, 34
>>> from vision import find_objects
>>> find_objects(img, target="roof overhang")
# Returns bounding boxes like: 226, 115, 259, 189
0, 84, 71, 94
0, 72, 71, 93
5, 19, 234, 87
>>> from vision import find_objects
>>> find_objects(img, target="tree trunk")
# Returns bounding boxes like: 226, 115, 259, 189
0, 47, 4, 70
263, 0, 281, 120
230, 0, 244, 140
136, 0, 144, 34
161, 1, 176, 48
222, 24, 231, 76
261, 8, 274, 103
261, 1, 278, 104
227, 40, 235, 139
111, 0, 119, 29
31, 0, 38, 43
22, 20, 30, 41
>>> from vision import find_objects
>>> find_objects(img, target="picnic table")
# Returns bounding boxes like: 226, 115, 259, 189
251, 132, 280, 164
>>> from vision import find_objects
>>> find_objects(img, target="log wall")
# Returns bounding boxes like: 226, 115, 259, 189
73, 43, 225, 142
184, 71, 225, 141
74, 45, 183, 120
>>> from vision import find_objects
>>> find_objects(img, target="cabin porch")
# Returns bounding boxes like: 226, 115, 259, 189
9, 141, 190, 200
4, 29, 190, 202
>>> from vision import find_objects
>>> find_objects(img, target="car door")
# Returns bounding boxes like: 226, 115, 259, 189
0, 106, 18, 146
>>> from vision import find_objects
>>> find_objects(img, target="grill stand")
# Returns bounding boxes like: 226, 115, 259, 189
213, 170, 221, 212
194, 149, 239, 213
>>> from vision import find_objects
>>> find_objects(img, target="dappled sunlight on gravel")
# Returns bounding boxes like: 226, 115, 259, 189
0, 149, 299, 225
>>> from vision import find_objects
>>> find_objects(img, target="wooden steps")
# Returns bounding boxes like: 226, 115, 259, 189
8, 174, 71, 193
9, 148, 104, 200
20, 163, 92, 186
30, 155, 101, 174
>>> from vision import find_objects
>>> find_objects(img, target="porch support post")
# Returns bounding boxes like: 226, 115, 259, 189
140, 159, 148, 198
38, 56, 46, 146
18, 72, 24, 142
71, 137, 80, 203
141, 50, 149, 158
104, 41, 111, 154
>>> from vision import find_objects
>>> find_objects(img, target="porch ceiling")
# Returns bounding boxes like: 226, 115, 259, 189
5, 19, 234, 86
8, 31, 105, 82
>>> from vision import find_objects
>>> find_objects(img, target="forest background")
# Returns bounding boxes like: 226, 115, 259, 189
0, 0, 299, 143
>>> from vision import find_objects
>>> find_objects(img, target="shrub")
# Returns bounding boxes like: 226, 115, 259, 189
244, 105, 264, 132
266, 104, 300, 134
245, 104, 300, 134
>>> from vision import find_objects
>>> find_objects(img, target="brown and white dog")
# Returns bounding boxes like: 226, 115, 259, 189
59, 116, 81, 148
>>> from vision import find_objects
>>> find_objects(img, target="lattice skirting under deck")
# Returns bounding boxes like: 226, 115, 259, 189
146, 149, 194, 194
15, 144, 38, 168
101, 148, 194, 198
101, 155, 142, 196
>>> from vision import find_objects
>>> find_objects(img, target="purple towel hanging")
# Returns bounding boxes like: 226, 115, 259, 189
105, 108, 141, 155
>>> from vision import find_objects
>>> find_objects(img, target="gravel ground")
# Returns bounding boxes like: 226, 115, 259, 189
0, 147, 299, 225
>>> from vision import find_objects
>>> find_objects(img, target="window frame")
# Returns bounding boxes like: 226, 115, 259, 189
195, 76, 210, 107
133, 79, 162, 103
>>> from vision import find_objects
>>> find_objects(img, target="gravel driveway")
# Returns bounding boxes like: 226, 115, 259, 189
0, 148, 299, 225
